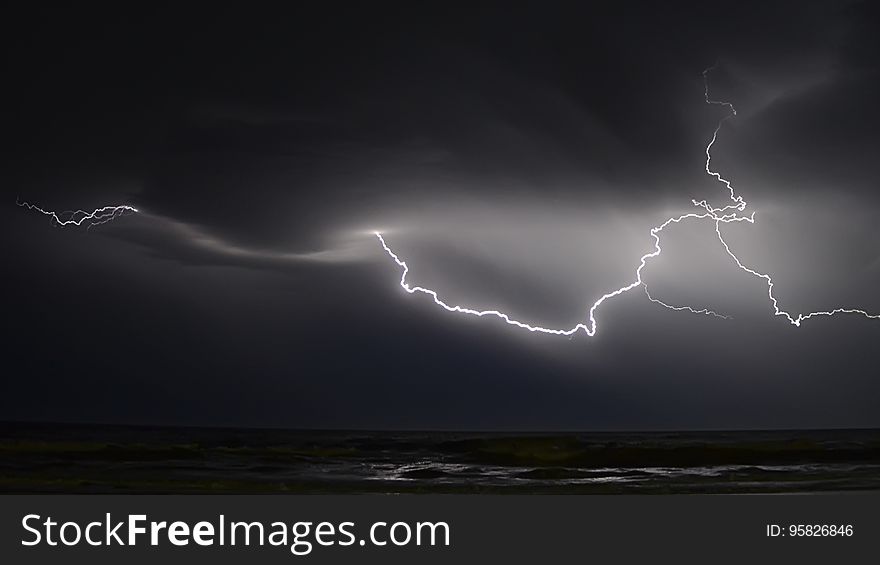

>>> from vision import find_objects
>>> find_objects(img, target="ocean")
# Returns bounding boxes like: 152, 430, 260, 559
2, 422, 878, 493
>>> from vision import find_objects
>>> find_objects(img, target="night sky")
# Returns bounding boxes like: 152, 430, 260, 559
5, 1, 880, 430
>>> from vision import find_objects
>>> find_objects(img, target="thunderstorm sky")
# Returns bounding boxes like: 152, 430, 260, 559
4, 1, 880, 430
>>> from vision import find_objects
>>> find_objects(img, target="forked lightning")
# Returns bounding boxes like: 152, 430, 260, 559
376, 64, 880, 335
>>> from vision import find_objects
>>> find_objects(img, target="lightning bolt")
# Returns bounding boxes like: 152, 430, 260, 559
376, 212, 749, 336
376, 63, 879, 336
644, 285, 730, 320
17, 198, 138, 229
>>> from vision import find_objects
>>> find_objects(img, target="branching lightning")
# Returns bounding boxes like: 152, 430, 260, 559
17, 198, 138, 229
376, 63, 880, 336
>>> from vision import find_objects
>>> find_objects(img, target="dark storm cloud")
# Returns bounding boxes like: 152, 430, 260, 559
4, 1, 879, 430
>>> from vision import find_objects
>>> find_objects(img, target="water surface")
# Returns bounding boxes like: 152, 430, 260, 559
2, 422, 878, 493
